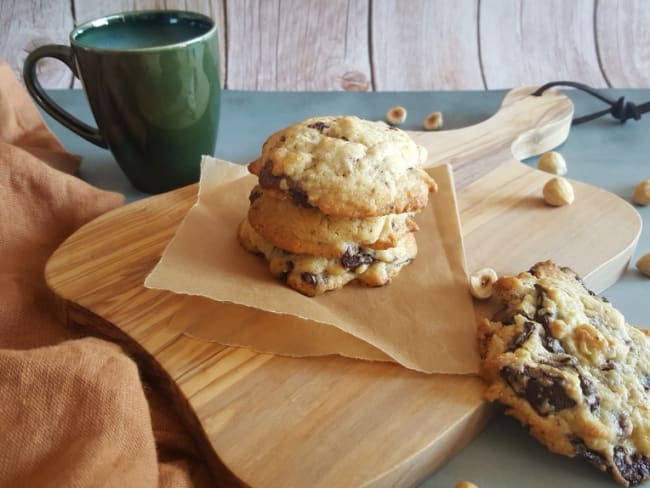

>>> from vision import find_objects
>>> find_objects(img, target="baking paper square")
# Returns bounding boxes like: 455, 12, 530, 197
145, 157, 478, 374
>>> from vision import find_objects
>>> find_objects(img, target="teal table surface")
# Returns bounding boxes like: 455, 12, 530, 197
43, 89, 649, 488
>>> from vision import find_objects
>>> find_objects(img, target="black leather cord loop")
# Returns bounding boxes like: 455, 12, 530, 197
532, 81, 650, 126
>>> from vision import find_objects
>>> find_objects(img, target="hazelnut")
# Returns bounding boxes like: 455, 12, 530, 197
543, 177, 574, 206
632, 179, 650, 206
455, 482, 479, 488
537, 151, 567, 175
386, 106, 407, 125
574, 323, 608, 356
423, 111, 443, 130
470, 268, 498, 300
636, 252, 650, 277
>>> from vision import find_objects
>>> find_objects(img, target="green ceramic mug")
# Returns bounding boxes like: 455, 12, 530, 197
24, 10, 220, 193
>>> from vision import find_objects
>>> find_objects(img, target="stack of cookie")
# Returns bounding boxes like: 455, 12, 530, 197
237, 115, 437, 296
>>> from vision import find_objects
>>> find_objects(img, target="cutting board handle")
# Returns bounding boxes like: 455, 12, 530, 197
407, 86, 574, 189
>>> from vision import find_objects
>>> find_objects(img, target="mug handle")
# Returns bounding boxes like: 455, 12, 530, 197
23, 45, 108, 149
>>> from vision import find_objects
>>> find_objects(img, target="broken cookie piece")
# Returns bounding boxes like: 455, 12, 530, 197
478, 261, 650, 487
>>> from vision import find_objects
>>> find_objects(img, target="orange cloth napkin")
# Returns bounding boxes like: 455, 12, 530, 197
0, 62, 212, 487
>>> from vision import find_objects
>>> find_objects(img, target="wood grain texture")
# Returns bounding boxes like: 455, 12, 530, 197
46, 183, 490, 488
371, 0, 484, 90
411, 86, 640, 289
226, 0, 371, 90
45, 88, 642, 486
2, 0, 74, 88
479, 0, 608, 88
222, 0, 279, 90
409, 87, 574, 190
596, 0, 650, 87
4, 0, 650, 89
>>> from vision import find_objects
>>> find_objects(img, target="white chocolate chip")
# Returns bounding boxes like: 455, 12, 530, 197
470, 268, 498, 300
543, 177, 574, 206
386, 106, 407, 125
632, 179, 650, 205
537, 151, 568, 175
636, 253, 650, 277
423, 111, 443, 131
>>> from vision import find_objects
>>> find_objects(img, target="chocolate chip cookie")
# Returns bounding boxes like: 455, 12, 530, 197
478, 261, 650, 486
247, 186, 418, 258
248, 115, 436, 218
238, 217, 417, 297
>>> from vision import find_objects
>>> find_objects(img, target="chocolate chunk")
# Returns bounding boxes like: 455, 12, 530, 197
288, 188, 313, 208
601, 361, 616, 371
525, 374, 576, 415
534, 285, 566, 354
280, 261, 294, 283
501, 366, 576, 416
340, 248, 374, 271
541, 325, 565, 353
579, 375, 599, 413
573, 434, 650, 484
614, 446, 650, 485
579, 376, 595, 396
568, 269, 601, 298
499, 368, 528, 395
571, 437, 608, 472
249, 187, 263, 204
541, 355, 579, 370
258, 160, 314, 208
258, 160, 284, 188
555, 355, 579, 368
507, 321, 535, 351
618, 414, 633, 437
301, 272, 318, 286
534, 284, 552, 326
307, 121, 329, 132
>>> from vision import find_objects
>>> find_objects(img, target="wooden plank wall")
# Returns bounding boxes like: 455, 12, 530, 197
2, 0, 649, 90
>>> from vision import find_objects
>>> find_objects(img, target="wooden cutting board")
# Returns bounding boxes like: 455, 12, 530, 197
45, 87, 641, 487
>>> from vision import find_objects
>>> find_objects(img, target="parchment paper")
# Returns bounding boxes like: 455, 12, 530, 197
145, 157, 478, 374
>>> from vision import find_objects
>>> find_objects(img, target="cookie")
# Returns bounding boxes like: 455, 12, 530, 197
247, 186, 418, 257
478, 261, 650, 486
248, 115, 436, 218
238, 217, 417, 296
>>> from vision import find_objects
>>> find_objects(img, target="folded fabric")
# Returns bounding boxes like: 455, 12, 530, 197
0, 61, 211, 487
